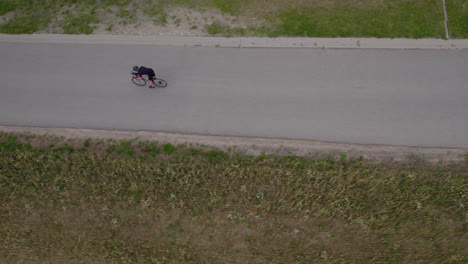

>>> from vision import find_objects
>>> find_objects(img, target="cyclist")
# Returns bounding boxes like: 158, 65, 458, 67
132, 65, 156, 88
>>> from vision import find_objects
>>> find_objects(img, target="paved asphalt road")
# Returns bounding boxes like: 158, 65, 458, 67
1, 42, 467, 148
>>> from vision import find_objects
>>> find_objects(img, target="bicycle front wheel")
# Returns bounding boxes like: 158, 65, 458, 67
154, 79, 167, 88
132, 78, 146, 86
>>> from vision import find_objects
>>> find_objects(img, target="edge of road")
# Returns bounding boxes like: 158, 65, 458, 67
1, 126, 466, 164
1, 34, 468, 49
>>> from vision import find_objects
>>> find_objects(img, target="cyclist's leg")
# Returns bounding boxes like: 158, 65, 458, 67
148, 77, 155, 87
148, 70, 156, 87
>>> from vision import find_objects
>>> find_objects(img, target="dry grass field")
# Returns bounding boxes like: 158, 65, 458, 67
1, 132, 467, 263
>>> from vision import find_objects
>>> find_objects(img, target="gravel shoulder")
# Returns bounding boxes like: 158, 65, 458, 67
1, 33, 468, 49
1, 126, 466, 164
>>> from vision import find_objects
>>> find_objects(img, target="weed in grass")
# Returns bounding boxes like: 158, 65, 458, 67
213, 0, 240, 15
206, 22, 224, 35
143, 7, 157, 17
231, 27, 246, 36
206, 22, 246, 36
0, 135, 28, 151
202, 150, 229, 163
145, 142, 160, 156
143, 3, 167, 25
156, 12, 167, 25
185, 148, 201, 156
102, 0, 130, 7
257, 152, 266, 161
233, 153, 252, 165
339, 153, 347, 163
190, 25, 198, 30
105, 144, 116, 154
282, 155, 307, 169
113, 140, 134, 156
83, 138, 91, 148
408, 153, 426, 165
53, 145, 74, 154
117, 9, 129, 18
162, 143, 176, 155
6, 135, 17, 141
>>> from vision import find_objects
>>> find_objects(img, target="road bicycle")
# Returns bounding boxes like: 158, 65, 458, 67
131, 71, 167, 88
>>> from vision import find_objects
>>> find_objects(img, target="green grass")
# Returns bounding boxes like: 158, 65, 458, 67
106, 140, 135, 156
0, 132, 467, 263
173, 0, 241, 15
213, 0, 241, 15
53, 145, 75, 153
62, 13, 98, 34
0, 0, 464, 38
117, 9, 130, 18
206, 22, 224, 34
204, 0, 446, 38
207, 22, 245, 36
83, 138, 91, 148
0, 0, 18, 15
0, 14, 50, 34
143, 3, 167, 25
446, 0, 468, 38
155, 12, 167, 25
268, 1, 445, 38
101, 0, 130, 7
162, 143, 176, 154
144, 141, 160, 156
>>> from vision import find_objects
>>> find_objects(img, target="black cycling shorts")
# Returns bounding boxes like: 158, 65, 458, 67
147, 69, 155, 81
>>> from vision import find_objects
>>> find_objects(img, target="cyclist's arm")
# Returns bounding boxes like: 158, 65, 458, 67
131, 71, 142, 79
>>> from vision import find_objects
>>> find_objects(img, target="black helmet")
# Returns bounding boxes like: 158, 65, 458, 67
132, 65, 139, 71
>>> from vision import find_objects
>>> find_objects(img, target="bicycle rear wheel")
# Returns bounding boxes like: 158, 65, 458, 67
132, 78, 146, 86
154, 78, 167, 88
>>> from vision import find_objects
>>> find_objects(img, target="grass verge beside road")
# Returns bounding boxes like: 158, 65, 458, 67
267, 1, 445, 38
446, 0, 468, 38
1, 0, 466, 38
1, 132, 467, 263
0, 14, 51, 34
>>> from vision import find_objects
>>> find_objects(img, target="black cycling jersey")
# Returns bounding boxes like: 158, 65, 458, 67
137, 66, 155, 80
137, 66, 151, 75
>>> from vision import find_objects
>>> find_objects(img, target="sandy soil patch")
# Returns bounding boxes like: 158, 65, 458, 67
31, 5, 254, 36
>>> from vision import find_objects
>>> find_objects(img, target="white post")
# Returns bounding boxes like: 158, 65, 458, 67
441, 0, 450, 39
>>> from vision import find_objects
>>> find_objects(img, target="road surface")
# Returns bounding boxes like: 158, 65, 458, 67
1, 40, 467, 148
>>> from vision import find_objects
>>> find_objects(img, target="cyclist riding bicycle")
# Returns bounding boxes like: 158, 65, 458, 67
132, 65, 156, 88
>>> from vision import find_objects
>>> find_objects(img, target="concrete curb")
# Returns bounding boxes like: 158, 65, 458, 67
1, 34, 468, 49
1, 126, 466, 164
